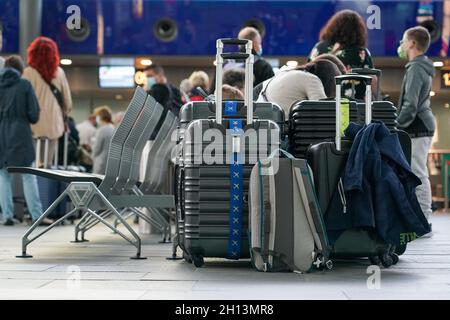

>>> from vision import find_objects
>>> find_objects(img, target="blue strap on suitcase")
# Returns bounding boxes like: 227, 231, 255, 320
228, 118, 244, 259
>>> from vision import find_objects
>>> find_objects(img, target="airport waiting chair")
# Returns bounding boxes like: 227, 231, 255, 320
82, 111, 179, 243
8, 88, 175, 259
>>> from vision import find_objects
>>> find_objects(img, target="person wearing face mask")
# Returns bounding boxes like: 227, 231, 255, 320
91, 106, 115, 175
238, 27, 274, 87
208, 27, 274, 94
397, 26, 436, 232
143, 64, 183, 116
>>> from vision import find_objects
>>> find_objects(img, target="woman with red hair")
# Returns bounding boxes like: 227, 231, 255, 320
23, 36, 72, 167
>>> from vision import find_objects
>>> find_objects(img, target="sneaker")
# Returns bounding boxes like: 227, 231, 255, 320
3, 218, 14, 226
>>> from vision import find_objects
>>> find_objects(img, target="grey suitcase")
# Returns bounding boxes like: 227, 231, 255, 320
181, 38, 281, 267
249, 149, 332, 272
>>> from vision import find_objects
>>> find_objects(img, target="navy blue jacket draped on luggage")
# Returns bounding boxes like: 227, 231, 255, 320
0, 68, 40, 169
325, 121, 430, 246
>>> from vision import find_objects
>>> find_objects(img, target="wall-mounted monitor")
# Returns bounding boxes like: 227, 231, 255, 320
98, 65, 136, 88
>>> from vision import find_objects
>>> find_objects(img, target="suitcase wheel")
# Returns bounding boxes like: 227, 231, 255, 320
390, 253, 399, 265
369, 251, 394, 268
192, 255, 204, 268
379, 253, 393, 268
369, 255, 381, 266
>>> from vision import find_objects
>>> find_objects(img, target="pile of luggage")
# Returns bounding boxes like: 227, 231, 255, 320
173, 39, 430, 272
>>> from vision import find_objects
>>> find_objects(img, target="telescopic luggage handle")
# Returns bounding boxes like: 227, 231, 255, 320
335, 74, 372, 85
215, 38, 254, 125
335, 74, 372, 151
351, 68, 381, 78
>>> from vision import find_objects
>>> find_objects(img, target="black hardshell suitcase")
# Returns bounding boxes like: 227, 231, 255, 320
180, 39, 280, 267
306, 74, 404, 267
175, 101, 284, 253
174, 40, 284, 257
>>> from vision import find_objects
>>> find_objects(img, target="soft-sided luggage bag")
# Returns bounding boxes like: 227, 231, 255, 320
306, 74, 402, 267
249, 149, 332, 272
181, 39, 280, 267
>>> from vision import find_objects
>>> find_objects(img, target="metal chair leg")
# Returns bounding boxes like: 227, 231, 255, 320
95, 192, 146, 259
71, 208, 89, 243
79, 209, 113, 240
113, 209, 136, 229
16, 190, 74, 258
166, 231, 182, 260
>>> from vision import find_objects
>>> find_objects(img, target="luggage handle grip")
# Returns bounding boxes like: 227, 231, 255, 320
220, 38, 250, 46
335, 74, 372, 85
351, 68, 382, 77
221, 53, 249, 60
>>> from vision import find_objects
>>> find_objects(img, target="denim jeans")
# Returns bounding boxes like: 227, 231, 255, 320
0, 168, 43, 221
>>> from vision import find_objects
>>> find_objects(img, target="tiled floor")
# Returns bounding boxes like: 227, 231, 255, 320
0, 213, 449, 300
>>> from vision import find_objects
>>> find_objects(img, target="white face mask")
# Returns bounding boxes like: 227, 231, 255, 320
96, 116, 102, 126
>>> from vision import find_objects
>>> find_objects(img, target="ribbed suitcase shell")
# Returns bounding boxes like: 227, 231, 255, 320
289, 100, 398, 158
175, 101, 284, 255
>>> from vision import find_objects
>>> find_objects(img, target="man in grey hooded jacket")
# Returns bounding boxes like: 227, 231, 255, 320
397, 26, 436, 226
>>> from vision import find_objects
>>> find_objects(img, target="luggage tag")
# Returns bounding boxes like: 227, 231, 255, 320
339, 99, 350, 136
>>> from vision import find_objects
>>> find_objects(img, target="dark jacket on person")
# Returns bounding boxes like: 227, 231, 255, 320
309, 40, 373, 99
253, 55, 275, 87
397, 55, 436, 138
325, 122, 431, 246
308, 40, 374, 69
0, 68, 40, 169
167, 83, 183, 116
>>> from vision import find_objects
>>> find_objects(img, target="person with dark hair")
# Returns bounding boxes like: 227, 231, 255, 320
0, 55, 48, 226
309, 10, 373, 71
397, 26, 435, 230
223, 68, 246, 92
92, 106, 114, 175
144, 64, 183, 116
23, 37, 73, 167
313, 53, 348, 75
222, 84, 244, 100
257, 59, 341, 117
